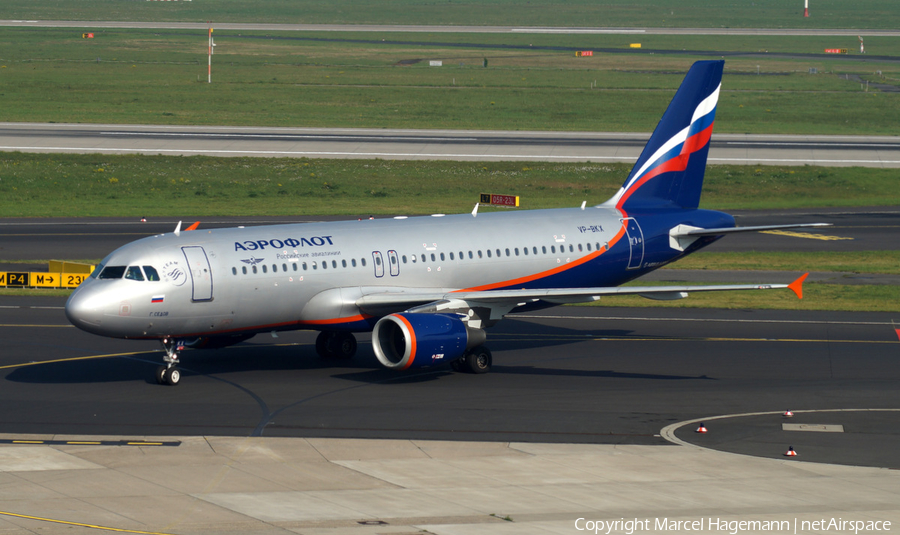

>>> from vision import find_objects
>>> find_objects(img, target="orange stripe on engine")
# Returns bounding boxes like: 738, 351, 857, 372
392, 314, 417, 370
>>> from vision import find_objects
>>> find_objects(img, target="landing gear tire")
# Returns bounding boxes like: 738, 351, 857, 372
163, 367, 181, 386
156, 366, 167, 385
461, 346, 492, 374
449, 359, 463, 372
316, 331, 357, 359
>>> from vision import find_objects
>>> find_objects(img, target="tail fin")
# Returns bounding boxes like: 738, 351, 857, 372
606, 60, 723, 212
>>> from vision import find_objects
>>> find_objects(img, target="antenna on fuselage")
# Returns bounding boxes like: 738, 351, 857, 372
174, 221, 182, 236
581, 201, 586, 210
472, 203, 479, 217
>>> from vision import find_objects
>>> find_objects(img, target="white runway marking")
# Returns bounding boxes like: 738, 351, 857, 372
2, 145, 899, 166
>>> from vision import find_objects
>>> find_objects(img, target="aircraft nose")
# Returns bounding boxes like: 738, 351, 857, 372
65, 285, 108, 334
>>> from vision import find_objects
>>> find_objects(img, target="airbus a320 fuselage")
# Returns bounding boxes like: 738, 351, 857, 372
65, 60, 821, 385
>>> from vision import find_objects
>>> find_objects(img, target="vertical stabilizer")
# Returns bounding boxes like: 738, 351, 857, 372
606, 60, 723, 212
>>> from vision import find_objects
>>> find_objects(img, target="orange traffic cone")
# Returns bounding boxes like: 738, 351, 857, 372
783, 410, 794, 418
695, 423, 708, 434
784, 446, 798, 457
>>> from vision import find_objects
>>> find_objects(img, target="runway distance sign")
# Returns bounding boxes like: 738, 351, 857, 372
0, 272, 89, 288
0, 272, 28, 287
480, 193, 520, 207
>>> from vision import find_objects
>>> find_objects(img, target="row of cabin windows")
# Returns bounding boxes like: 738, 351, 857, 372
230, 242, 607, 277
232, 257, 368, 276
404, 242, 604, 264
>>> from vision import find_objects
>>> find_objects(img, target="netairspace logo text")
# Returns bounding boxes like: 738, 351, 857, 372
574, 517, 892, 535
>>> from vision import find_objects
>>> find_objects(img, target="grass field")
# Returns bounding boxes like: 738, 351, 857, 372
2, 153, 899, 217
0, 28, 897, 133
0, 0, 897, 29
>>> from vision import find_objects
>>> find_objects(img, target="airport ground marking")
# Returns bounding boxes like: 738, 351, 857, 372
0, 351, 148, 371
0, 439, 178, 447
0, 510, 178, 535
1, 146, 899, 166
0, 324, 73, 328
760, 229, 854, 240
518, 314, 896, 327
661, 408, 900, 449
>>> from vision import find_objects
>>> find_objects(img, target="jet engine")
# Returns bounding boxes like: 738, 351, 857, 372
372, 313, 485, 370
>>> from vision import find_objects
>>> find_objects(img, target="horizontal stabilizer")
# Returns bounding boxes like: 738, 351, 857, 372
670, 223, 831, 251
675, 223, 831, 237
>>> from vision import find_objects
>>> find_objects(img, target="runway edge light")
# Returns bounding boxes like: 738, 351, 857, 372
695, 423, 708, 434
784, 410, 794, 418
784, 446, 798, 457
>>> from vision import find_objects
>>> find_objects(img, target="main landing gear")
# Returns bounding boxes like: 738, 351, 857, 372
450, 345, 493, 374
156, 338, 183, 386
316, 331, 357, 360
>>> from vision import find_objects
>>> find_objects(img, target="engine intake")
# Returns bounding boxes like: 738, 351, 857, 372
372, 313, 485, 370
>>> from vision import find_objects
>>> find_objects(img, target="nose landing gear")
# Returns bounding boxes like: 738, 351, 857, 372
156, 338, 183, 385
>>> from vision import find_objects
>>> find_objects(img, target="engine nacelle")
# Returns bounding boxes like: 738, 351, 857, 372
372, 313, 485, 370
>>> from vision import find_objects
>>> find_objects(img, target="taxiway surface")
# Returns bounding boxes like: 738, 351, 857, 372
3, 123, 900, 167
2, 299, 899, 469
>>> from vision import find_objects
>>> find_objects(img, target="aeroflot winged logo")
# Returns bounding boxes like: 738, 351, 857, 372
240, 256, 264, 266
234, 236, 335, 252
616, 83, 720, 209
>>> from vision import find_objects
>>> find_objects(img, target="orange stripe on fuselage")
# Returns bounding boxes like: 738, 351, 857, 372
297, 314, 372, 326
454, 224, 627, 292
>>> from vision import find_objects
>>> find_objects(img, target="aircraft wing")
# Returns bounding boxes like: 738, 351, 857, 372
356, 273, 808, 319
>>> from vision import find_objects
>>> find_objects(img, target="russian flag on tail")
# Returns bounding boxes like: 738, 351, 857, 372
607, 60, 724, 213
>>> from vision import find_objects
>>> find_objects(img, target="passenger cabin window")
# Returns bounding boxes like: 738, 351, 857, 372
125, 266, 144, 281
98, 266, 126, 279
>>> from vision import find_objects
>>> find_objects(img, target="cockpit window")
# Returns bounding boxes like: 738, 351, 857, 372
90, 263, 104, 279
125, 266, 145, 281
143, 266, 160, 281
98, 266, 126, 279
